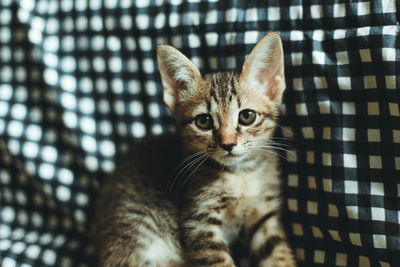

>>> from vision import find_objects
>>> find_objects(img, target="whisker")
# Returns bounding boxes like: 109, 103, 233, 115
256, 145, 297, 157
173, 151, 204, 172
267, 140, 298, 153
251, 147, 289, 161
247, 141, 296, 155
245, 138, 296, 160
269, 137, 298, 146
249, 138, 298, 153
267, 140, 295, 147
173, 154, 207, 194
264, 142, 298, 153
178, 154, 207, 182
168, 152, 206, 198
178, 155, 209, 190
271, 121, 295, 137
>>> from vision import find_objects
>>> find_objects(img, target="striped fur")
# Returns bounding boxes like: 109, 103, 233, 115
93, 33, 296, 266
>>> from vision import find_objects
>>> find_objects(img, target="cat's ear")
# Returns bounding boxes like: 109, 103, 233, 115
157, 45, 202, 111
240, 32, 285, 103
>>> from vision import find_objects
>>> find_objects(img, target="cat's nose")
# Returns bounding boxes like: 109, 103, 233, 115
220, 143, 235, 152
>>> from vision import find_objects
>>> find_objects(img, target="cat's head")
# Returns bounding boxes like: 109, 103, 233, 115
157, 33, 285, 169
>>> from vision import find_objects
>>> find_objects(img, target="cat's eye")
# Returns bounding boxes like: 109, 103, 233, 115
238, 109, 256, 126
194, 114, 213, 130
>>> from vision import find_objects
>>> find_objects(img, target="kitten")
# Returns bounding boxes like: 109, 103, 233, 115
93, 32, 296, 267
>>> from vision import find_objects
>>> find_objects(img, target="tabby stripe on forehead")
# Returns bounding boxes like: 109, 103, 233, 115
248, 210, 279, 240
230, 76, 237, 96
210, 90, 218, 103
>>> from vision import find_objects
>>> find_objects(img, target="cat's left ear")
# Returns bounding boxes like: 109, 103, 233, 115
157, 45, 202, 112
240, 32, 285, 103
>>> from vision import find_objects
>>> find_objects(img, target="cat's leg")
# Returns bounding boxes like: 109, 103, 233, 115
99, 232, 184, 267
248, 213, 296, 267
181, 211, 236, 267
93, 181, 185, 267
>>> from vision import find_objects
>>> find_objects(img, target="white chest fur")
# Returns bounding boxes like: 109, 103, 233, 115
218, 160, 280, 199
191, 159, 282, 245
213, 164, 282, 239
221, 170, 268, 199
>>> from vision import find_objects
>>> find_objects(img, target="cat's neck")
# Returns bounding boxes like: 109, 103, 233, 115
199, 151, 278, 174
176, 150, 280, 200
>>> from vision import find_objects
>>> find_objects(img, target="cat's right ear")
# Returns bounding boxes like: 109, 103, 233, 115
157, 45, 202, 112
240, 32, 285, 103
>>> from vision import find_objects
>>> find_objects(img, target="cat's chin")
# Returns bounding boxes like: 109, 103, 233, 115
213, 153, 246, 168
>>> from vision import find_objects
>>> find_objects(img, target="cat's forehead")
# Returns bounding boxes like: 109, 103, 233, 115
180, 71, 274, 119
203, 71, 239, 104
202, 71, 269, 109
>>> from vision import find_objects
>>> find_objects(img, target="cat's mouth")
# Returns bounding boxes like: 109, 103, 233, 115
222, 152, 237, 158
206, 148, 244, 165
216, 151, 244, 163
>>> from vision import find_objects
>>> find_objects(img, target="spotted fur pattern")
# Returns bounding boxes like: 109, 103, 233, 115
93, 33, 296, 267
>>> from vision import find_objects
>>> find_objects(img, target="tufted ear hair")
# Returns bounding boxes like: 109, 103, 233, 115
240, 32, 286, 103
157, 45, 202, 112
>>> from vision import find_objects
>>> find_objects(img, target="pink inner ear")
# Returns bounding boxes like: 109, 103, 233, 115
264, 78, 279, 100
256, 61, 284, 101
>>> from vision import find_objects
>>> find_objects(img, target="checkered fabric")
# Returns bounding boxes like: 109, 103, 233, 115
0, 0, 398, 266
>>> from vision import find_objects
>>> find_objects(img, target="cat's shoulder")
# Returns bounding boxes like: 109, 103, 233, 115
113, 133, 181, 181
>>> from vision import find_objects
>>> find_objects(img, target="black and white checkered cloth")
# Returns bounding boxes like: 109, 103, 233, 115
0, 0, 398, 266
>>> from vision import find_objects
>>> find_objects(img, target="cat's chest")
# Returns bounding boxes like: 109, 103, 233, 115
213, 168, 281, 226
220, 171, 266, 199
215, 170, 275, 217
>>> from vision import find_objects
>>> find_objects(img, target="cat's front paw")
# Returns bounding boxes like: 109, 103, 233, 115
191, 259, 236, 267
257, 241, 296, 267
188, 249, 236, 267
